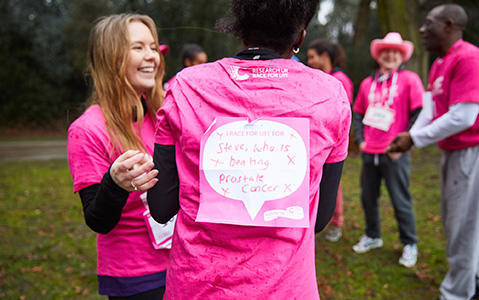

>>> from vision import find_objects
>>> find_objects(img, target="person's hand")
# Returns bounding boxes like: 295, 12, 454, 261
110, 150, 158, 192
359, 142, 366, 152
387, 132, 413, 153
386, 151, 402, 161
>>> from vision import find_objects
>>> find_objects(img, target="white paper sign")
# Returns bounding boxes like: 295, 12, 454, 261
198, 117, 310, 226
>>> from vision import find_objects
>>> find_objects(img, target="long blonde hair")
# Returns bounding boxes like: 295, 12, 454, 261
87, 14, 165, 156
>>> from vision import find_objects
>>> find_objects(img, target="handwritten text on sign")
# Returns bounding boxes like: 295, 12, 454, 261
202, 119, 308, 221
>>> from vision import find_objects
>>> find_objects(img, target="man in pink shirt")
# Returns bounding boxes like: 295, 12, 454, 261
352, 32, 424, 268
388, 4, 479, 299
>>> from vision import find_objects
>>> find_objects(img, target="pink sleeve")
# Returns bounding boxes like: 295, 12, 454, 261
344, 79, 354, 104
450, 56, 479, 105
326, 87, 352, 163
67, 125, 110, 192
335, 72, 354, 104
155, 87, 181, 146
353, 79, 369, 114
407, 72, 424, 111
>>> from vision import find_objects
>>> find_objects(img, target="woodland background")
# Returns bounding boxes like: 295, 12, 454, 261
1, 0, 478, 129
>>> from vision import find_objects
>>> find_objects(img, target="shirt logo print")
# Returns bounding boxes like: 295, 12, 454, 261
430, 76, 444, 97
229, 66, 250, 81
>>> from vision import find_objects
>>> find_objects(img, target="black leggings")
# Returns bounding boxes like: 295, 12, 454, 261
109, 286, 166, 300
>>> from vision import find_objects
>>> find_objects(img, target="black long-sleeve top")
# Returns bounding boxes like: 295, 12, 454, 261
77, 98, 148, 234
78, 169, 129, 234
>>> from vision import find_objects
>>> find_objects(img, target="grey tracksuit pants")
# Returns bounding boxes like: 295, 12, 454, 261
439, 145, 479, 300
360, 152, 418, 245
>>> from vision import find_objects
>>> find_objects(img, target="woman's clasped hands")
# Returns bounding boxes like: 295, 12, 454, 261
110, 150, 159, 192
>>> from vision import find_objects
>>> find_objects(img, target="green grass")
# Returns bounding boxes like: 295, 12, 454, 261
0, 160, 102, 300
0, 147, 446, 299
316, 146, 445, 299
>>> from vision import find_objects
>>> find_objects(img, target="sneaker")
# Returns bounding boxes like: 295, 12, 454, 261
324, 226, 342, 242
352, 235, 383, 253
399, 244, 418, 268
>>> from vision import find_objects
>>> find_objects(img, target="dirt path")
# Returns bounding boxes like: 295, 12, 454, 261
0, 140, 67, 162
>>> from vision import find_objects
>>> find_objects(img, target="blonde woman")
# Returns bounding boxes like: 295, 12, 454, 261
67, 14, 170, 299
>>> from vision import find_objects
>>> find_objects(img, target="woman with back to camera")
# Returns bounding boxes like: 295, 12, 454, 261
67, 14, 171, 299
308, 39, 354, 242
148, 0, 351, 298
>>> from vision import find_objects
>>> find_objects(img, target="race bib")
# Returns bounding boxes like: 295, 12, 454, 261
140, 193, 176, 249
363, 106, 395, 131
196, 117, 310, 227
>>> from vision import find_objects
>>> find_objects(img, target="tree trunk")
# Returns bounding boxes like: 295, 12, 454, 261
353, 0, 371, 49
377, 0, 428, 84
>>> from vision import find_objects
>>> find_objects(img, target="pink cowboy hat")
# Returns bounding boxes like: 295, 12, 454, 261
159, 44, 170, 55
370, 32, 414, 62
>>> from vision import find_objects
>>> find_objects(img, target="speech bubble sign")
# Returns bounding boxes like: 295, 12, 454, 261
201, 119, 307, 220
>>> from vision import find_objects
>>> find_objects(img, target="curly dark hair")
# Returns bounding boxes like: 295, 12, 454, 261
218, 0, 319, 55
308, 39, 346, 69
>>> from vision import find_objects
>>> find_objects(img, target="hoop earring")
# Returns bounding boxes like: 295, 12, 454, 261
292, 47, 300, 54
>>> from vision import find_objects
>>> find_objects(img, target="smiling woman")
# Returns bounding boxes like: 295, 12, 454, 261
67, 14, 171, 299
86, 15, 166, 153
126, 21, 161, 95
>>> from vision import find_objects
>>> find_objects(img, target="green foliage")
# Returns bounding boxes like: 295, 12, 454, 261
143, 0, 241, 80
0, 0, 239, 128
0, 0, 85, 128
1, 147, 446, 299
377, 0, 429, 84
302, 0, 381, 93
1, 0, 479, 128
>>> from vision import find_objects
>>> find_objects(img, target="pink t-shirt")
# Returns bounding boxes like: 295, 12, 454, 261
428, 40, 479, 151
353, 70, 424, 153
68, 105, 169, 277
154, 58, 351, 299
331, 69, 354, 103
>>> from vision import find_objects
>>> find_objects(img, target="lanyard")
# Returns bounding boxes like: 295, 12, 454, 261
368, 71, 399, 108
